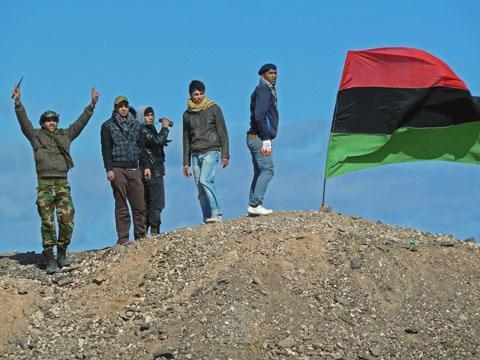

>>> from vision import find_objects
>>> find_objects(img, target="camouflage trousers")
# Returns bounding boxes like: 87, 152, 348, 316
36, 178, 75, 250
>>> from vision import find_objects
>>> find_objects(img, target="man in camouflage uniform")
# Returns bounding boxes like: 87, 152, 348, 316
36, 184, 74, 250
12, 84, 99, 274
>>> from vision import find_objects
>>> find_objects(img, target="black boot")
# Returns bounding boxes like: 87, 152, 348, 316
43, 248, 58, 274
57, 247, 71, 268
151, 225, 160, 235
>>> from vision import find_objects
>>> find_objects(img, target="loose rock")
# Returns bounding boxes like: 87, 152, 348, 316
0, 211, 479, 359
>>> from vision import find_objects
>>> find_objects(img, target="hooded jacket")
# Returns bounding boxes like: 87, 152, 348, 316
140, 124, 169, 177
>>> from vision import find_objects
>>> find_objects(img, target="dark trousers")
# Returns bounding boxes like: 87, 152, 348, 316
110, 168, 145, 244
144, 176, 165, 228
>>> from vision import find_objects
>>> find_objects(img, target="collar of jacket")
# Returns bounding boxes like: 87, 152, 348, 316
144, 123, 157, 132
42, 128, 60, 136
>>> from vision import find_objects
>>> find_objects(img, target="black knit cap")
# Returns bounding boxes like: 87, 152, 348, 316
258, 63, 277, 75
144, 106, 154, 116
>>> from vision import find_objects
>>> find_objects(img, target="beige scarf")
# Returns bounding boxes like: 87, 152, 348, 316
187, 97, 215, 112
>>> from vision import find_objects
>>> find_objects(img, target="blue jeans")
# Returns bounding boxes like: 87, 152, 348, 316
192, 151, 222, 220
247, 136, 274, 206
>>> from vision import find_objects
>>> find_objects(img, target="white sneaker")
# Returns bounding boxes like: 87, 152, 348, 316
205, 216, 222, 223
247, 205, 273, 216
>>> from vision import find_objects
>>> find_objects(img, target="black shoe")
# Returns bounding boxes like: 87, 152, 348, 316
57, 247, 71, 268
43, 248, 59, 274
151, 225, 160, 235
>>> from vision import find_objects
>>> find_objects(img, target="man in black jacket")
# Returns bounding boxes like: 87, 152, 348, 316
101, 96, 148, 244
140, 106, 170, 235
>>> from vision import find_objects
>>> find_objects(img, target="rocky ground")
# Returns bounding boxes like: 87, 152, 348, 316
1, 210, 479, 359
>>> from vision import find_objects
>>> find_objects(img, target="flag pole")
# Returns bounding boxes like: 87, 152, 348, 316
321, 101, 338, 209
321, 173, 328, 208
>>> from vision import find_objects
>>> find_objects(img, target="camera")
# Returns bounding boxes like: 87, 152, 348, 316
159, 117, 174, 127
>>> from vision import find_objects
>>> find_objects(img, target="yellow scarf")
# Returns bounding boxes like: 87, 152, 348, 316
187, 97, 215, 112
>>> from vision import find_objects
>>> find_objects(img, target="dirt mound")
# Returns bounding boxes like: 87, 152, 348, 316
1, 211, 479, 359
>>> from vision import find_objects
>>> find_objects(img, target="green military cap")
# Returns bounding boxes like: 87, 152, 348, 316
39, 110, 60, 124
114, 96, 129, 106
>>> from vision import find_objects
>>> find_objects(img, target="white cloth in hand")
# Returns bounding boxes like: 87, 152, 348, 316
262, 140, 272, 152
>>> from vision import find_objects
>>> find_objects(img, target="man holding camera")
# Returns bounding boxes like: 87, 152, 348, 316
246, 63, 279, 216
140, 106, 171, 235
12, 84, 99, 274
101, 96, 147, 245
183, 80, 230, 223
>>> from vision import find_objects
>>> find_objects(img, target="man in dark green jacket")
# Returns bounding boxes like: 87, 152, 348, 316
12, 84, 99, 274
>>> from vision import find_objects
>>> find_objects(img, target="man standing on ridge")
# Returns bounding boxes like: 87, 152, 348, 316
183, 80, 230, 223
101, 96, 148, 245
140, 106, 171, 235
246, 63, 279, 216
12, 84, 99, 274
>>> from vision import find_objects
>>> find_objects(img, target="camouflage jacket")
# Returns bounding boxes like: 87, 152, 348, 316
15, 103, 94, 178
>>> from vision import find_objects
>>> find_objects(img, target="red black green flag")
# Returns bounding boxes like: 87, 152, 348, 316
326, 47, 480, 178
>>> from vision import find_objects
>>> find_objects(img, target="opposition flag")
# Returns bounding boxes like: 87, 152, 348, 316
326, 47, 480, 178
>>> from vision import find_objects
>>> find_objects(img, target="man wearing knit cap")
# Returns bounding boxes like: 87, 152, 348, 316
140, 106, 171, 235
101, 96, 148, 244
246, 63, 279, 216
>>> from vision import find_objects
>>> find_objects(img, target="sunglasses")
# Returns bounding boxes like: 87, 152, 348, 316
117, 103, 129, 109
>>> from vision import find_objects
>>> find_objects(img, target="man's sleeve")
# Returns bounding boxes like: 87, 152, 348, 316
138, 130, 150, 170
140, 148, 152, 169
182, 113, 191, 166
253, 87, 272, 140
100, 122, 113, 171
214, 105, 229, 160
15, 103, 37, 143
67, 104, 94, 140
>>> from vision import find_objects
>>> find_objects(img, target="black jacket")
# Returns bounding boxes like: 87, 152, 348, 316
141, 124, 169, 177
182, 104, 229, 166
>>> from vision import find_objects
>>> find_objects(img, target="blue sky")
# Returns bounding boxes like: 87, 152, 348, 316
1, 0, 479, 252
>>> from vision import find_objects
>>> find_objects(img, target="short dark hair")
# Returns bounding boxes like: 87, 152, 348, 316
189, 80, 205, 95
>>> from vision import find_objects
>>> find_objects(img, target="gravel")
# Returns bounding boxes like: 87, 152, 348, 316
1, 210, 479, 359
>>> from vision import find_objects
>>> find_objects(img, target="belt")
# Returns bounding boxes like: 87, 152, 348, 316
113, 167, 139, 171
38, 177, 68, 186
